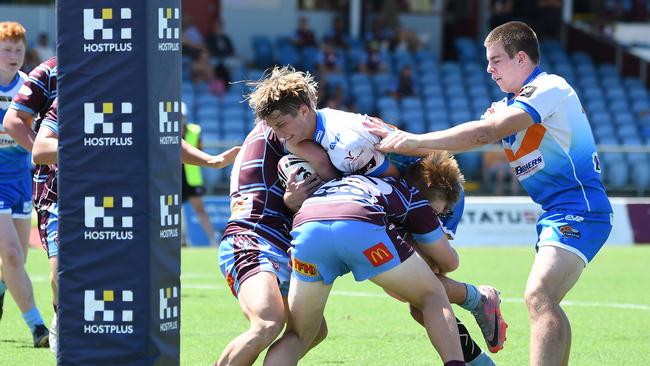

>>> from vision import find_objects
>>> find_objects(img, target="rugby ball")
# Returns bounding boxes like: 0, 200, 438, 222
278, 154, 316, 188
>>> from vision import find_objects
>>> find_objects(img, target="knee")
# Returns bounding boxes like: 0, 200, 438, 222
524, 286, 555, 319
0, 242, 24, 268
251, 318, 285, 346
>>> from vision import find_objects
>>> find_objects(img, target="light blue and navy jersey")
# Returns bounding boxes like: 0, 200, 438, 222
487, 67, 611, 213
0, 71, 29, 180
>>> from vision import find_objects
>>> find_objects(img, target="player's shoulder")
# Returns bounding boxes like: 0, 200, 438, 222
18, 70, 29, 82
320, 108, 365, 126
518, 72, 572, 100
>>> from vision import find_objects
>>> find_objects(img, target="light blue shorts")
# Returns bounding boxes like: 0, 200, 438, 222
0, 177, 32, 218
218, 234, 291, 297
290, 220, 414, 285
536, 209, 612, 265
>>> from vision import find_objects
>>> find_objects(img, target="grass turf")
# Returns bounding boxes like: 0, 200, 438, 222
1, 245, 649, 365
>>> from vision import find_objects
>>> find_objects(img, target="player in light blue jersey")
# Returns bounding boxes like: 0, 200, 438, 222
0, 21, 49, 347
368, 21, 612, 366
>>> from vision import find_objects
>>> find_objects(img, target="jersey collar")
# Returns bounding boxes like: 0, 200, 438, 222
0, 72, 20, 92
313, 109, 326, 144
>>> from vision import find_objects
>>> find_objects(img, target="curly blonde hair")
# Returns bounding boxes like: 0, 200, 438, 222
246, 66, 318, 122
402, 151, 465, 209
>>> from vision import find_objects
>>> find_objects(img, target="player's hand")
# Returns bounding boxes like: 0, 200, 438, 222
207, 146, 241, 168
375, 129, 422, 155
362, 116, 393, 139
283, 170, 323, 212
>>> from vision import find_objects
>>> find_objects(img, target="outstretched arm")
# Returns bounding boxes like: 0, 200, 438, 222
181, 139, 240, 168
365, 107, 534, 155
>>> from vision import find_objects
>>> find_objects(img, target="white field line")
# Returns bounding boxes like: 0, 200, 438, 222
178, 284, 650, 311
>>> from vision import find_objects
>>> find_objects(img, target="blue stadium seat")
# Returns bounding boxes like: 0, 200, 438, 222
614, 112, 635, 126
455, 151, 483, 180
448, 98, 470, 111
418, 60, 438, 74
415, 49, 436, 64
609, 99, 629, 114
400, 97, 422, 112
401, 110, 426, 133
351, 83, 373, 99
379, 108, 401, 127
251, 35, 274, 69
632, 99, 650, 114
300, 46, 319, 72
377, 96, 399, 111
424, 97, 446, 112
450, 111, 471, 126
354, 95, 375, 114
617, 125, 638, 139
603, 161, 628, 189
422, 84, 443, 98
631, 162, 650, 194
220, 93, 243, 108
373, 74, 394, 96
606, 87, 626, 100
276, 45, 300, 69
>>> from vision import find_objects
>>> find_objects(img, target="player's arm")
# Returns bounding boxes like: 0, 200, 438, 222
32, 122, 58, 165
181, 139, 240, 169
412, 232, 459, 274
288, 140, 340, 181
366, 108, 534, 155
2, 108, 36, 151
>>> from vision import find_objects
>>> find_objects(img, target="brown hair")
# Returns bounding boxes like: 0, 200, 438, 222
484, 21, 540, 65
0, 21, 27, 45
246, 66, 318, 122
402, 151, 465, 210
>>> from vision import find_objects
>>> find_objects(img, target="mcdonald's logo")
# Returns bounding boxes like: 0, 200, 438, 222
293, 258, 318, 277
363, 242, 394, 267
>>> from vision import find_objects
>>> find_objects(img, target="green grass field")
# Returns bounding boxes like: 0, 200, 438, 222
1, 246, 649, 365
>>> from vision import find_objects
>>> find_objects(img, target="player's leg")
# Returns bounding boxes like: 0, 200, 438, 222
371, 252, 464, 363
188, 195, 218, 246
39, 205, 60, 354
0, 212, 48, 346
525, 246, 583, 366
217, 235, 291, 366
264, 279, 331, 366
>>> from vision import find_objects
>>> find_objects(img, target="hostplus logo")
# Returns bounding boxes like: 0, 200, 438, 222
84, 196, 134, 240
157, 7, 180, 52
159, 286, 179, 332
83, 8, 133, 53
83, 289, 134, 334
159, 101, 180, 145
159, 194, 180, 239
84, 102, 133, 146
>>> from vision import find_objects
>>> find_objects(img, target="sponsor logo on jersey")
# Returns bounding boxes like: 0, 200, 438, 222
559, 225, 581, 239
518, 85, 537, 98
159, 286, 179, 332
565, 215, 584, 222
328, 133, 341, 150
83, 196, 134, 240
83, 102, 133, 146
512, 150, 544, 179
157, 7, 180, 52
159, 101, 181, 145
83, 8, 133, 53
83, 289, 134, 334
363, 242, 394, 267
160, 194, 179, 238
293, 257, 318, 276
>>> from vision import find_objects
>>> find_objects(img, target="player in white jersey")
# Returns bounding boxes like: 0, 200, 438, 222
368, 21, 612, 366
0, 21, 49, 347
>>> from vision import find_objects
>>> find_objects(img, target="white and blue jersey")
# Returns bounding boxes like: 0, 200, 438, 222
313, 108, 390, 176
486, 67, 612, 263
0, 71, 30, 180
492, 67, 611, 213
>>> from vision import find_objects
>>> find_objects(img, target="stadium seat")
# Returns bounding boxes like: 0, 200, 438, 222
631, 162, 650, 194
455, 151, 483, 180
603, 161, 628, 189
377, 96, 399, 111
354, 95, 375, 115
300, 46, 319, 72
276, 44, 300, 69
401, 110, 426, 133
400, 97, 422, 112
251, 35, 274, 69
372, 74, 394, 96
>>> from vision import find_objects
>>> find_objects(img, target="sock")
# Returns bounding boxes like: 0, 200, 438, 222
457, 318, 483, 362
460, 283, 482, 311
467, 352, 496, 366
0, 280, 6, 294
22, 306, 45, 332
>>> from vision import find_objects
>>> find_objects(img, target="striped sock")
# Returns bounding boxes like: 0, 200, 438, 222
22, 307, 45, 332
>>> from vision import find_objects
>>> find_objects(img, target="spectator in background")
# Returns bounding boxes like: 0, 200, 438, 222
490, 0, 514, 29
21, 49, 39, 74
204, 19, 234, 61
33, 32, 54, 63
292, 17, 317, 50
392, 65, 417, 99
365, 19, 395, 53
482, 143, 519, 195
180, 102, 219, 247
317, 40, 342, 77
190, 49, 214, 85
392, 25, 421, 53
182, 13, 205, 60
323, 16, 349, 50
357, 41, 386, 74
